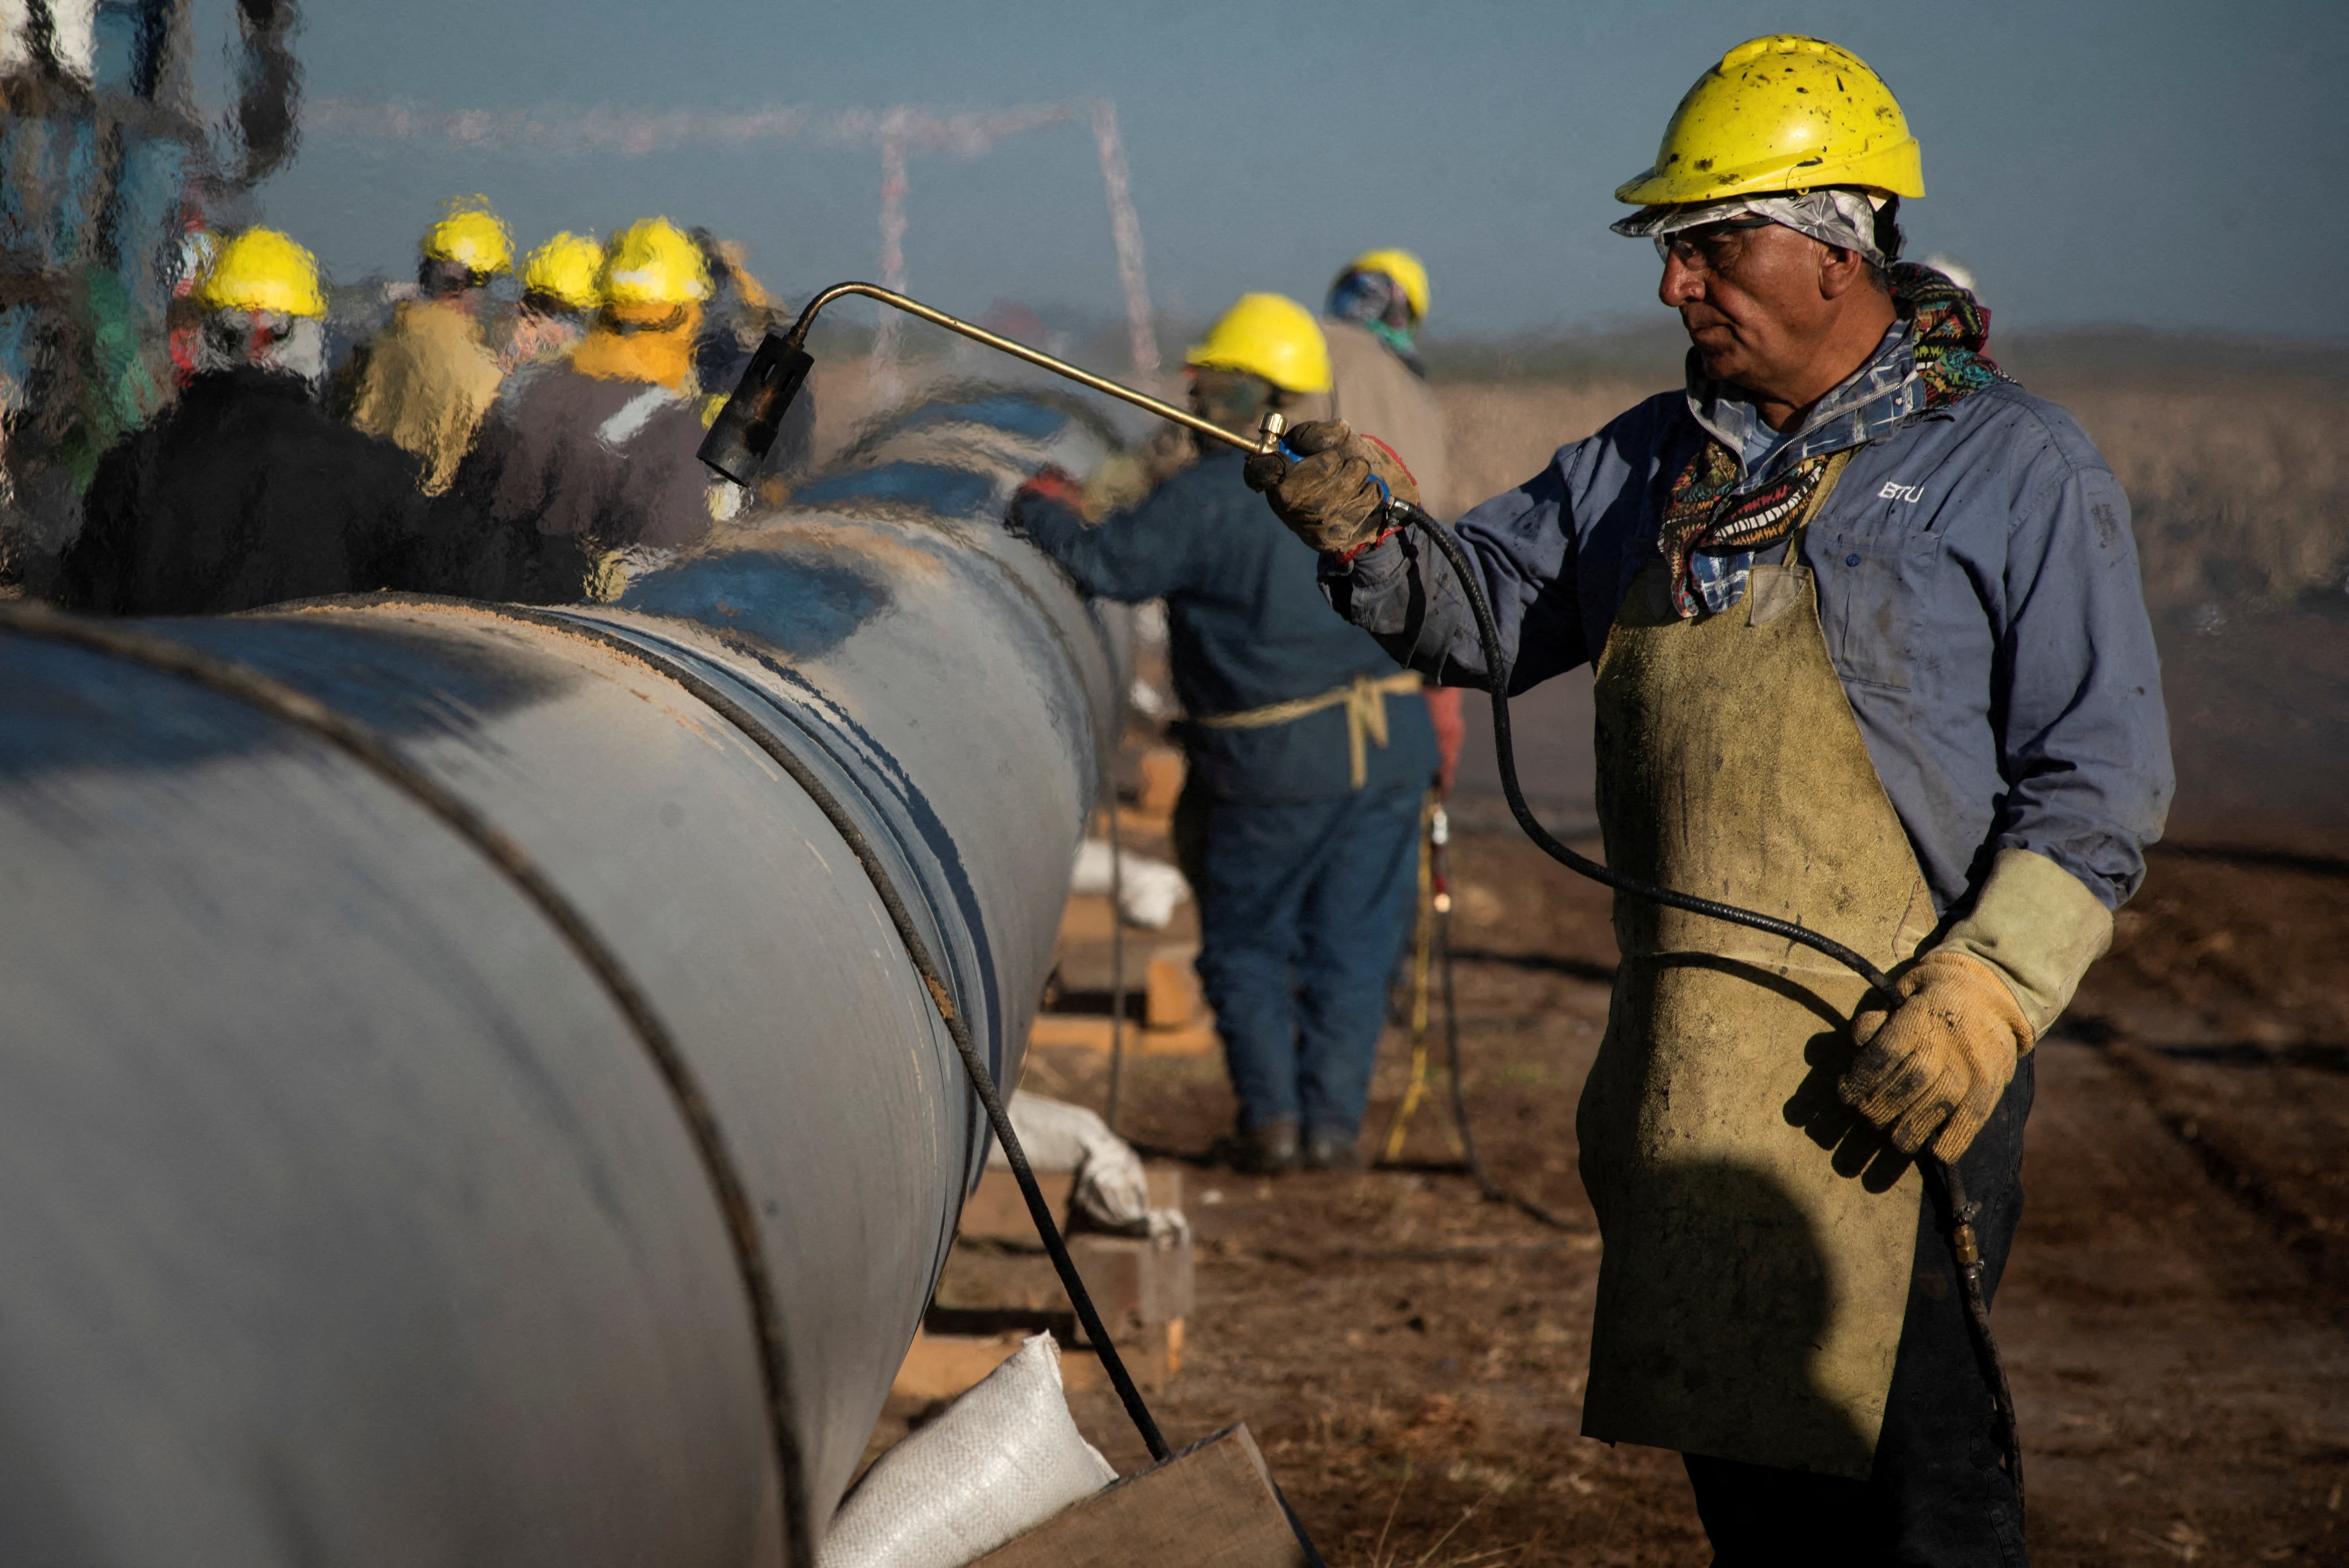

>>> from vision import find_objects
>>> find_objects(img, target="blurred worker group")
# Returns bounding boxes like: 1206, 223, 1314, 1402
45, 195, 813, 614
1010, 248, 1460, 1174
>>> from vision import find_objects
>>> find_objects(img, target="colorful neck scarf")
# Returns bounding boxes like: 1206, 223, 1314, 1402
1327, 270, 1423, 374
1658, 265, 2004, 617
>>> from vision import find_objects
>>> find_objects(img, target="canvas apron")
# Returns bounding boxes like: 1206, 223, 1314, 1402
1577, 469, 1942, 1479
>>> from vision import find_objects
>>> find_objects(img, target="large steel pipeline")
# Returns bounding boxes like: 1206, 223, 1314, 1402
0, 385, 1133, 1565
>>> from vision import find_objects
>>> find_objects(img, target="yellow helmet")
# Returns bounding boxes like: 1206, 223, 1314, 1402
522, 231, 603, 313
598, 217, 712, 310
1344, 248, 1430, 323
192, 227, 325, 318
421, 198, 513, 278
1615, 35, 1924, 207
1185, 293, 1331, 395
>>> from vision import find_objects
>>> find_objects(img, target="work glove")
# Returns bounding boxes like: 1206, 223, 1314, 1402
1839, 950, 2034, 1162
1242, 419, 1419, 556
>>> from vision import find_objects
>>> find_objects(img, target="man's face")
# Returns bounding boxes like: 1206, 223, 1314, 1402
1187, 368, 1271, 436
1657, 220, 1839, 390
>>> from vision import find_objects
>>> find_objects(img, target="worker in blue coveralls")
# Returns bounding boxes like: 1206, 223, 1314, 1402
1246, 33, 2170, 1567
1007, 292, 1437, 1176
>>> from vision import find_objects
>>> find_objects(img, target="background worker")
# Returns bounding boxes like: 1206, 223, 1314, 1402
453, 216, 729, 601
1323, 247, 1465, 789
1007, 293, 1436, 1175
1249, 35, 2170, 1560
343, 197, 511, 495
500, 230, 600, 374
56, 228, 460, 614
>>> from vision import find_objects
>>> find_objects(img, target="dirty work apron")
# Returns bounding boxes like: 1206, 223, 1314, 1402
1577, 472, 1941, 1479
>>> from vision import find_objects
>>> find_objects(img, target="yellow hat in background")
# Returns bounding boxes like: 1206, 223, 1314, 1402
1185, 293, 1332, 395
522, 231, 603, 312
1344, 248, 1430, 322
1615, 35, 1924, 206
598, 218, 712, 311
192, 227, 325, 318
421, 197, 514, 278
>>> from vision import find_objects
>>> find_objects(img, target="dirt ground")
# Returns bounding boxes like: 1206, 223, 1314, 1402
1007, 828, 2349, 1566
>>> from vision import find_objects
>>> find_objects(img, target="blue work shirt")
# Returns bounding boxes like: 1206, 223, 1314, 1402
1013, 450, 1436, 803
1323, 378, 2174, 914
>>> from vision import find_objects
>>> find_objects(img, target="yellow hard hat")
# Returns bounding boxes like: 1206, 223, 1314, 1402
1185, 293, 1331, 395
1615, 35, 1924, 207
421, 198, 513, 278
522, 231, 603, 312
598, 217, 712, 311
192, 227, 325, 318
1345, 248, 1430, 322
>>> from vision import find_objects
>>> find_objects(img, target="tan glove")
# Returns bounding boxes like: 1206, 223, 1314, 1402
1839, 950, 2034, 1162
1242, 419, 1419, 554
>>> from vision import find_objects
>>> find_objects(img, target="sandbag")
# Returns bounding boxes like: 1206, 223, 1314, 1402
818, 1334, 1115, 1568
987, 1091, 1185, 1241
1071, 839, 1190, 930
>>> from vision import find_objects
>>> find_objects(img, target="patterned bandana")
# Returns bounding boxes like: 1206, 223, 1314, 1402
1614, 189, 1889, 269
1327, 269, 1420, 368
1658, 264, 2006, 618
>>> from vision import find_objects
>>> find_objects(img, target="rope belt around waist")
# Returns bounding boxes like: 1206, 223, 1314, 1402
1191, 670, 1424, 789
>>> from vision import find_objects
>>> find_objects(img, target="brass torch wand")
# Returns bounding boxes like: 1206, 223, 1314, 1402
697, 282, 1285, 486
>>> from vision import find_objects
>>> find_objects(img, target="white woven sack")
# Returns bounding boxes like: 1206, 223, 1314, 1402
817, 1334, 1115, 1568
1070, 839, 1190, 930
987, 1091, 1152, 1232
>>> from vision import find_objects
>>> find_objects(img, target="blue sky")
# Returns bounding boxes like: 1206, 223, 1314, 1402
254, 0, 2348, 342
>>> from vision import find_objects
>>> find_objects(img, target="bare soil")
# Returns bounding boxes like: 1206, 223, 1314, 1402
1013, 831, 2349, 1567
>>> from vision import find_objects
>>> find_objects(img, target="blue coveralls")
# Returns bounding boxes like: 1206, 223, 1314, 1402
1012, 451, 1438, 1144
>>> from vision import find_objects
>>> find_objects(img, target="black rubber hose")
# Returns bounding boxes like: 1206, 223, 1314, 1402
1383, 500, 2025, 1515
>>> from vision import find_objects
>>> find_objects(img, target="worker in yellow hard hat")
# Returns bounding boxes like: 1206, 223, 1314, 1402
1249, 35, 2169, 1558
341, 196, 512, 495
501, 230, 601, 374
58, 228, 444, 613
453, 217, 733, 601
1004, 292, 1436, 1176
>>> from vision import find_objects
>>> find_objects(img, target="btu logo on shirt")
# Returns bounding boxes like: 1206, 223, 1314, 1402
1877, 480, 1926, 504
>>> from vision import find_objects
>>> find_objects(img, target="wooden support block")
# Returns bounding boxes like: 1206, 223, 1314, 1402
1057, 1321, 1181, 1392
1145, 948, 1204, 1028
1070, 1232, 1194, 1330
969, 1424, 1309, 1568
895, 1322, 1183, 1402
1028, 1013, 1220, 1057
1135, 747, 1186, 819
891, 1329, 1026, 1402
1030, 1014, 1117, 1053
957, 1168, 1078, 1244
1141, 1018, 1219, 1057
1057, 894, 1117, 945
955, 1166, 1182, 1247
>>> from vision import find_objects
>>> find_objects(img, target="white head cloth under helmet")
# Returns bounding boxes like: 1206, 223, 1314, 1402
1612, 189, 1890, 269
